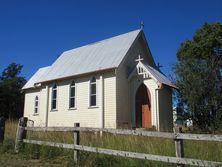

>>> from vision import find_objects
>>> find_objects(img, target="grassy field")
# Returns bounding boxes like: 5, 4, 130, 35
0, 120, 222, 167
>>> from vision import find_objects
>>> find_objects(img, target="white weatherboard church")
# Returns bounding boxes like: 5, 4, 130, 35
23, 29, 177, 132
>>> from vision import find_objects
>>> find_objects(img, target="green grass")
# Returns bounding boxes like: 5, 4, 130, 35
0, 120, 222, 166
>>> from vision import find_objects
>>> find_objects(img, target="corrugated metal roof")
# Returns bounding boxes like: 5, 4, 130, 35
144, 64, 178, 89
37, 29, 141, 83
24, 29, 177, 90
22, 66, 50, 89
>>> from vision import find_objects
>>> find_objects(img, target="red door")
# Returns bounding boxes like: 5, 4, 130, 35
142, 104, 151, 128
136, 84, 151, 128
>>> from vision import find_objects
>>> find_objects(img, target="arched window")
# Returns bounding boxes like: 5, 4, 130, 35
51, 83, 57, 110
90, 77, 96, 106
69, 81, 76, 108
34, 96, 39, 114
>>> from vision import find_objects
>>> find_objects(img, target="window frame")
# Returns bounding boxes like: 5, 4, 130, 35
34, 96, 39, 115
89, 77, 97, 107
51, 83, 57, 111
69, 80, 76, 109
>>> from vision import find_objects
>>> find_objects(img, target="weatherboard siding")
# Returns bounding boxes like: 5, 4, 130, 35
104, 73, 117, 128
24, 89, 47, 126
24, 72, 116, 128
51, 76, 101, 127
116, 66, 130, 128
158, 85, 173, 132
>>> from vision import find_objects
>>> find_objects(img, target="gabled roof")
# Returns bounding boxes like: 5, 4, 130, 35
144, 64, 177, 89
22, 66, 51, 89
128, 62, 177, 89
23, 29, 176, 90
35, 29, 141, 84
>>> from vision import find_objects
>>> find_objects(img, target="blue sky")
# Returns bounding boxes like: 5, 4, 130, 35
0, 0, 221, 79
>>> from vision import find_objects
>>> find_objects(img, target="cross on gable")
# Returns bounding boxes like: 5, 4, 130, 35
135, 55, 144, 62
140, 21, 144, 30
157, 62, 163, 69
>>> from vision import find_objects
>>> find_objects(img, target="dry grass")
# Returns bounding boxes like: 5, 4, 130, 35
4, 119, 18, 140
0, 153, 69, 167
1, 120, 222, 167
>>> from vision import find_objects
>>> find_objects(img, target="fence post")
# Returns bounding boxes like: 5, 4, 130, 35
15, 117, 28, 153
0, 117, 6, 144
174, 127, 184, 167
74, 123, 80, 165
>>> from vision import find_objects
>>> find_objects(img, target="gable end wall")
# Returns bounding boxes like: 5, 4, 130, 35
116, 35, 155, 128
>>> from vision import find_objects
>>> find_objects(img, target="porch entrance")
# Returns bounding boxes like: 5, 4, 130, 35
135, 84, 151, 128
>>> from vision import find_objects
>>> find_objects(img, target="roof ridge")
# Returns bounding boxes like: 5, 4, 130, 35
26, 29, 142, 84
63, 29, 141, 54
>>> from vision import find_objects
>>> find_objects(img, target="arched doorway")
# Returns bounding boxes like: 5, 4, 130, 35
135, 84, 151, 128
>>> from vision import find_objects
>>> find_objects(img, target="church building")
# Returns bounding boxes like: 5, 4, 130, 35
22, 29, 177, 131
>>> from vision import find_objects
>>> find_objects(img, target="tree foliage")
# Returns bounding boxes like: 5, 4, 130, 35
173, 22, 222, 131
0, 63, 26, 119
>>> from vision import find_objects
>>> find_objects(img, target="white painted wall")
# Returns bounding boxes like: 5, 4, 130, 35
158, 85, 173, 132
104, 73, 117, 128
47, 76, 101, 127
23, 71, 117, 128
116, 35, 156, 128
24, 88, 47, 126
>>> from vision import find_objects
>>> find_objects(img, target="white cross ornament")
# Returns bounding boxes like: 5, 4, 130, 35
135, 55, 144, 62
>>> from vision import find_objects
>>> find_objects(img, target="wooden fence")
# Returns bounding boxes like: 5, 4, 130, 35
15, 118, 222, 167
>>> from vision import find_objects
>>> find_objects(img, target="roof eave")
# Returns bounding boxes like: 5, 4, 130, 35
36, 67, 117, 85
158, 83, 179, 90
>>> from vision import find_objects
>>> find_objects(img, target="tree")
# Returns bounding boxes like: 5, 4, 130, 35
0, 63, 26, 119
173, 22, 222, 131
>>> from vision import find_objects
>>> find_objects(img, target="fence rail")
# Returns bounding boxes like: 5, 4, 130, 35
25, 126, 222, 142
14, 117, 222, 167
23, 139, 222, 167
